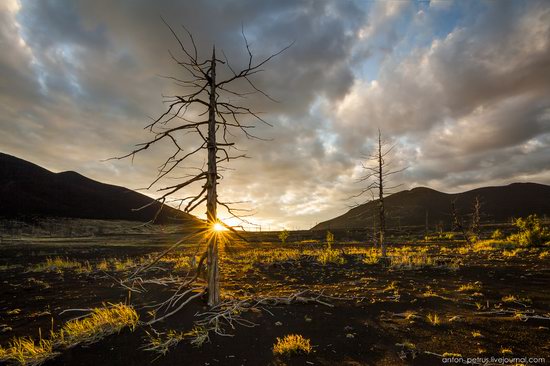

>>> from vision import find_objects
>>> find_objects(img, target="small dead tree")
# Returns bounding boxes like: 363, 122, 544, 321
353, 130, 405, 259
112, 20, 290, 307
451, 196, 482, 245
470, 196, 481, 239
451, 200, 471, 245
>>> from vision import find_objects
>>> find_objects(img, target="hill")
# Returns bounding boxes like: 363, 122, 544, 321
312, 183, 550, 230
0, 152, 199, 224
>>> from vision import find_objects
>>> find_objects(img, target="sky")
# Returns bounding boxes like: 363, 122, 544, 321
1, 0, 549, 230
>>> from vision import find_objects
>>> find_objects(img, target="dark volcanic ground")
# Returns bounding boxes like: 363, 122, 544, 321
0, 240, 549, 366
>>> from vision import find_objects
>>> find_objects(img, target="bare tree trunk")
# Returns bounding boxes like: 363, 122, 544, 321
378, 131, 386, 258
206, 47, 220, 306
425, 210, 429, 241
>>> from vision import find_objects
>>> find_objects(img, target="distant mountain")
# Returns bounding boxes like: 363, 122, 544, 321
0, 152, 200, 224
312, 183, 550, 230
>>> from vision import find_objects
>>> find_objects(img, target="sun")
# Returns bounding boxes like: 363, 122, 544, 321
212, 222, 227, 232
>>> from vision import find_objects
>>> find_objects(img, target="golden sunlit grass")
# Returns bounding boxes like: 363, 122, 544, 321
32, 257, 81, 272
458, 282, 482, 292
96, 259, 109, 271
472, 239, 515, 252
442, 352, 462, 357
0, 337, 57, 366
389, 253, 435, 269
503, 248, 524, 257
362, 252, 380, 264
317, 249, 345, 265
60, 303, 139, 347
426, 313, 441, 326
0, 304, 138, 365
272, 334, 312, 356
472, 331, 483, 338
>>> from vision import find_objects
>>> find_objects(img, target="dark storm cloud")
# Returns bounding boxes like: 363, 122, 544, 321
1, 0, 549, 228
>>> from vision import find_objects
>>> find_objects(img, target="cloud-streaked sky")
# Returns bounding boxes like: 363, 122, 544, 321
1, 0, 549, 229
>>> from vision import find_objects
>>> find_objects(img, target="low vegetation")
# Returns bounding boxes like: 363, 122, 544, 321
1, 214, 549, 364
0, 304, 138, 365
272, 334, 312, 356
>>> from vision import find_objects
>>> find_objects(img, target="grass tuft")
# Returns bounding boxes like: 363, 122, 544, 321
32, 257, 81, 272
426, 313, 441, 326
0, 303, 138, 365
0, 337, 57, 366
273, 334, 312, 356
317, 249, 345, 265
61, 303, 139, 347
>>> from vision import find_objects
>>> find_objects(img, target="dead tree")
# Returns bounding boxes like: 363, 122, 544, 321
451, 199, 471, 245
470, 196, 481, 239
353, 130, 405, 259
451, 196, 482, 245
111, 21, 290, 307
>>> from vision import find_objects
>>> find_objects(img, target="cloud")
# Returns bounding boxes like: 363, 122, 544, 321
333, 0, 550, 192
1, 0, 549, 229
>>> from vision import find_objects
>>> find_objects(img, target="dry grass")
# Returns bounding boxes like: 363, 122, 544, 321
389, 253, 435, 269
0, 304, 138, 365
0, 337, 57, 366
31, 257, 81, 272
317, 249, 345, 265
426, 313, 441, 326
60, 303, 139, 347
458, 282, 482, 292
472, 240, 515, 252
272, 334, 312, 356
143, 330, 185, 355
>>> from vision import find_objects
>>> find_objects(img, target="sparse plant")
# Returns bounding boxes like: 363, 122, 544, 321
143, 329, 185, 355
326, 231, 334, 249
32, 257, 80, 272
503, 248, 523, 257
272, 334, 312, 356
60, 303, 139, 347
96, 259, 109, 271
500, 347, 513, 355
0, 336, 57, 366
317, 249, 345, 265
383, 281, 399, 292
362, 252, 380, 265
442, 352, 462, 357
502, 295, 518, 303
278, 229, 290, 245
491, 229, 504, 240
508, 215, 550, 247
426, 313, 441, 326
186, 326, 210, 347
458, 282, 482, 292
389, 252, 435, 269
0, 303, 137, 365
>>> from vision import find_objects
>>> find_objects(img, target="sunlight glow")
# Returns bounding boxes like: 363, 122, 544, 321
212, 222, 227, 232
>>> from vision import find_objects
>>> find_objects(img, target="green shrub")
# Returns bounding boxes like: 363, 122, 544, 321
507, 215, 550, 247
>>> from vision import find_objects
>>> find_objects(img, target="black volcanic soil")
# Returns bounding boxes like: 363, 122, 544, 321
0, 240, 549, 366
